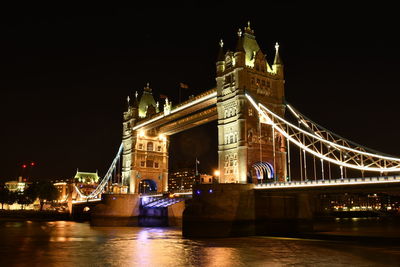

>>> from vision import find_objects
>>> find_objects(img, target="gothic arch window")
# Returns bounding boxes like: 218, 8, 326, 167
147, 142, 153, 151
230, 135, 234, 144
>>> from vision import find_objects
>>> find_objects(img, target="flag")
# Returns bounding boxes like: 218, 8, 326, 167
196, 159, 200, 164
179, 82, 189, 89
159, 94, 168, 99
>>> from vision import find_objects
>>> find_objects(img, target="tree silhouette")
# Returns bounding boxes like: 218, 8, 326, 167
27, 181, 59, 210
0, 185, 8, 209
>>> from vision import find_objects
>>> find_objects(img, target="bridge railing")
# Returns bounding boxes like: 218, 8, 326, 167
255, 175, 400, 189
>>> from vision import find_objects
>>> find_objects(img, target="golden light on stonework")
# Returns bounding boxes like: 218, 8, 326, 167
158, 134, 167, 142
139, 130, 145, 138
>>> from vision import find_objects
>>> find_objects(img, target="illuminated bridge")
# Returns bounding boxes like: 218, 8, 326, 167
70, 22, 400, 234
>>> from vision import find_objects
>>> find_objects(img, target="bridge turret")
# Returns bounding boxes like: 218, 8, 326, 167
272, 42, 284, 78
234, 28, 245, 68
216, 22, 287, 184
216, 39, 225, 76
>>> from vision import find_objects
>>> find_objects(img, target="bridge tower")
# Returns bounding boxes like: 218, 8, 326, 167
216, 22, 287, 183
122, 83, 169, 193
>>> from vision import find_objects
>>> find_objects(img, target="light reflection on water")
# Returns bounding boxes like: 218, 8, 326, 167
1, 220, 400, 266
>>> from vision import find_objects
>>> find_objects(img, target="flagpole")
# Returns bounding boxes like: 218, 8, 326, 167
195, 157, 198, 176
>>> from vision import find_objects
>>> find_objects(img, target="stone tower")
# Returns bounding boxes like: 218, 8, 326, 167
216, 22, 287, 183
122, 83, 169, 193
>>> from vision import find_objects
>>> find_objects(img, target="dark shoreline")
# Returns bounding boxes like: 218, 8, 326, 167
0, 210, 71, 221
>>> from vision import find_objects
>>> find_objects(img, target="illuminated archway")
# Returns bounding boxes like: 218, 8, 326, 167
139, 179, 158, 193
252, 162, 274, 181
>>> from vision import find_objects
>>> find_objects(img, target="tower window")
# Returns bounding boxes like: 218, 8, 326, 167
157, 146, 162, 152
146, 160, 154, 168
138, 144, 143, 150
154, 162, 159, 168
147, 142, 153, 151
248, 108, 253, 116
140, 161, 145, 167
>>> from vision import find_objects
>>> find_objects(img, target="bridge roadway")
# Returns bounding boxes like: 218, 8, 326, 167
132, 88, 217, 135
255, 175, 400, 193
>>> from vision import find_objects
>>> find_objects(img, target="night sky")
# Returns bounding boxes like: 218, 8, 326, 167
1, 5, 399, 181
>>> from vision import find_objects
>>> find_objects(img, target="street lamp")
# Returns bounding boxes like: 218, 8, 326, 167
213, 170, 220, 183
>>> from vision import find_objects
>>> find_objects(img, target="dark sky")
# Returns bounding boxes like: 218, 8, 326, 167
1, 5, 399, 181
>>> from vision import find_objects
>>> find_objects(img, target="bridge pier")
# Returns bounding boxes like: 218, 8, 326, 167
182, 184, 314, 238
91, 194, 140, 226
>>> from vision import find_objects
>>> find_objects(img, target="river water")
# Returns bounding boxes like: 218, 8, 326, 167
1, 220, 400, 266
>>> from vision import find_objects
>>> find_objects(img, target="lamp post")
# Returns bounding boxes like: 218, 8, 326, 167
213, 170, 220, 183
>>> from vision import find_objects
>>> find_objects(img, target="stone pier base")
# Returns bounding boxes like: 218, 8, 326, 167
183, 184, 314, 238
91, 194, 140, 227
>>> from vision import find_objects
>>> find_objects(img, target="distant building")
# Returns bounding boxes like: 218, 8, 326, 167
200, 174, 213, 184
168, 169, 196, 191
74, 170, 100, 183
74, 170, 100, 196
168, 170, 215, 191
5, 176, 28, 192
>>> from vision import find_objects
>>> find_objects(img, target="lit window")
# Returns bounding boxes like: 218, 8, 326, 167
248, 108, 253, 116
147, 142, 153, 151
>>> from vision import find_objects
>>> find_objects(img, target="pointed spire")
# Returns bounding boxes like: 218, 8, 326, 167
126, 95, 131, 110
217, 39, 225, 62
132, 90, 139, 108
244, 21, 254, 35
144, 82, 152, 92
236, 28, 245, 52
273, 42, 283, 65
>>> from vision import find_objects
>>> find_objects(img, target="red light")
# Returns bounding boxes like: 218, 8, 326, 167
22, 164, 27, 168
30, 162, 35, 166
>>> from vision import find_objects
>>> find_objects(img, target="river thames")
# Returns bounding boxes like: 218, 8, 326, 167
1, 220, 400, 266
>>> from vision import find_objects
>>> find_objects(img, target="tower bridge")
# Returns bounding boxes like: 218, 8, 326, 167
73, 22, 400, 235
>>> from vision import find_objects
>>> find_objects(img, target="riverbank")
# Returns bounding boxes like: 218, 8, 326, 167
0, 210, 70, 221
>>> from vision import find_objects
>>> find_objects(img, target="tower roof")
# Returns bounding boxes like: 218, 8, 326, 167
242, 21, 261, 65
138, 83, 157, 118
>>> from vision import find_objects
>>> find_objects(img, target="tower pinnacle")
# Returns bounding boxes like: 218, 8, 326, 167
273, 42, 282, 65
